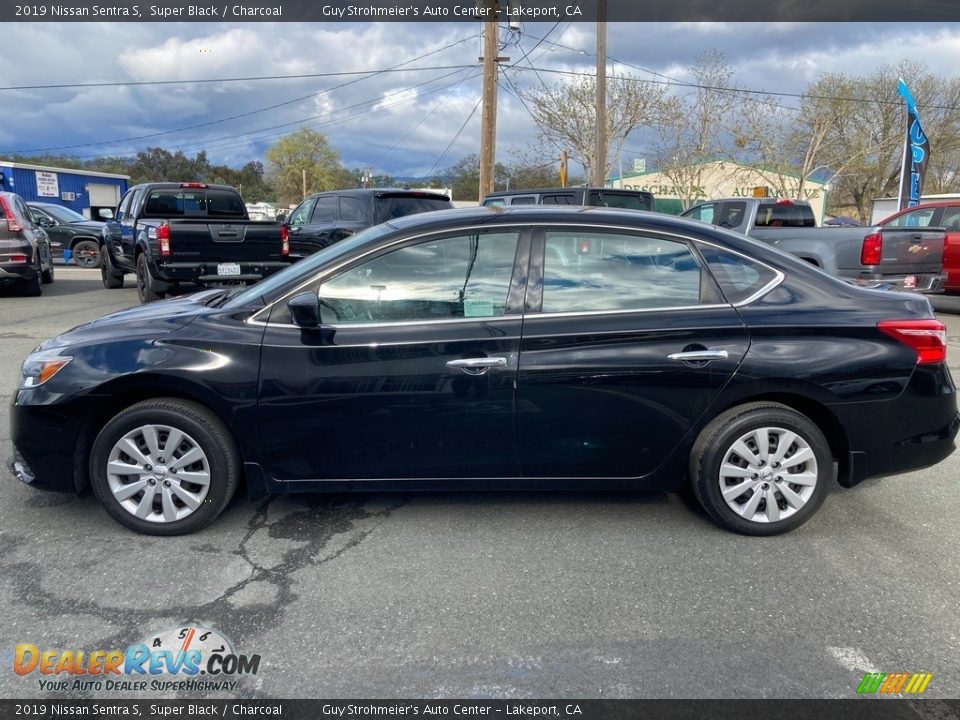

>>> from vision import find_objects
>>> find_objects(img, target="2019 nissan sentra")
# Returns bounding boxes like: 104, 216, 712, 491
9, 207, 959, 535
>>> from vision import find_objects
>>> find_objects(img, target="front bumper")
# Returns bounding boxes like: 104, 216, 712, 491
10, 394, 89, 493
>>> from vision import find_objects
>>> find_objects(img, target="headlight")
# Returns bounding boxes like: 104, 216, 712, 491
21, 350, 72, 389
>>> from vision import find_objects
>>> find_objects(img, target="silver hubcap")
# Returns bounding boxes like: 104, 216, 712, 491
718, 426, 818, 524
106, 424, 211, 524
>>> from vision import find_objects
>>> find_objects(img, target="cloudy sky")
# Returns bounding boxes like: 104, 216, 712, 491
3, 21, 960, 179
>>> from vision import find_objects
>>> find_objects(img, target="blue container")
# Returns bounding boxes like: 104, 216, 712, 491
62, 249, 72, 264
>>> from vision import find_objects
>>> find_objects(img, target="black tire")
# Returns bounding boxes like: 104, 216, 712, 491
689, 402, 832, 536
72, 239, 102, 269
89, 398, 240, 535
101, 246, 124, 289
136, 253, 165, 303
41, 261, 54, 285
22, 259, 42, 297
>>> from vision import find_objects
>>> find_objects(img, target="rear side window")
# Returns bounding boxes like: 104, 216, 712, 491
339, 196, 364, 222
754, 202, 815, 228
587, 191, 654, 211
540, 230, 702, 313
697, 244, 779, 304
374, 195, 452, 223
715, 202, 747, 229
508, 196, 537, 206
542, 194, 576, 205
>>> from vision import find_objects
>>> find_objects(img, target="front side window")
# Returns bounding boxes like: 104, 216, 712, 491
116, 192, 133, 221
288, 198, 316, 226
509, 196, 537, 205
317, 231, 520, 324
540, 231, 702, 313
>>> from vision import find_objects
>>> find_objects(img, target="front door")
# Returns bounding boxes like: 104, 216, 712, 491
258, 227, 530, 482
516, 226, 750, 479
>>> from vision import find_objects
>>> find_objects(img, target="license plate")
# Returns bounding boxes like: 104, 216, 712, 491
903, 275, 917, 289
217, 263, 241, 276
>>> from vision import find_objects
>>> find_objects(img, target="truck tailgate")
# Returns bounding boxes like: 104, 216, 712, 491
876, 227, 945, 275
166, 220, 284, 263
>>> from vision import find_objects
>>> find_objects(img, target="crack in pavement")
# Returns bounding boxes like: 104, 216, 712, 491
3, 494, 411, 699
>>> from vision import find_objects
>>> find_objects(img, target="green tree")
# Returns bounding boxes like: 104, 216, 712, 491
264, 128, 347, 205
435, 154, 509, 201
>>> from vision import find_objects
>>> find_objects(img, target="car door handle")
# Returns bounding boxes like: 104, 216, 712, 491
667, 350, 729, 362
446, 357, 508, 375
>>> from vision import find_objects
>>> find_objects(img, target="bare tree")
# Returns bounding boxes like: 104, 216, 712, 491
519, 72, 666, 184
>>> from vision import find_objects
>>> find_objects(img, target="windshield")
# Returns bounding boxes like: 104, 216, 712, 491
42, 205, 89, 223
223, 222, 398, 309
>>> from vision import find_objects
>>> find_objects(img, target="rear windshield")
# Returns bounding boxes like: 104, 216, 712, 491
374, 195, 451, 224
754, 202, 816, 228
587, 191, 654, 211
142, 189, 246, 219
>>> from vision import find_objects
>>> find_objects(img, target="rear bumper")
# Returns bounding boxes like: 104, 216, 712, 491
853, 271, 947, 294
151, 260, 292, 289
832, 363, 959, 486
0, 263, 37, 285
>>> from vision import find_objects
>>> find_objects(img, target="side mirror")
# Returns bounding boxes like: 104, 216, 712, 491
288, 291, 320, 328
276, 212, 287, 223
36, 216, 54, 228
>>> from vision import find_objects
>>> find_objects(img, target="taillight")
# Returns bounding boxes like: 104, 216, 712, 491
7, 254, 27, 263
280, 225, 289, 257
0, 197, 23, 232
861, 233, 882, 266
157, 223, 171, 257
877, 319, 947, 365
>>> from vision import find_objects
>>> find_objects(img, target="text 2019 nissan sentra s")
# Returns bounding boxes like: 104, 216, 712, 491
9, 207, 959, 535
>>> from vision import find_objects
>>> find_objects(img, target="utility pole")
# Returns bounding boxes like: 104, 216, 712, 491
593, 0, 608, 187
479, 0, 501, 202
302, 168, 307, 199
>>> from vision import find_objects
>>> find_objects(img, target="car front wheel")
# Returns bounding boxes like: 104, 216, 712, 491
89, 399, 240, 535
689, 402, 831, 536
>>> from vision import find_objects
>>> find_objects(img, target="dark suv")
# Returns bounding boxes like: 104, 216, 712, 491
28, 202, 105, 269
282, 189, 453, 259
0, 191, 55, 296
483, 187, 655, 211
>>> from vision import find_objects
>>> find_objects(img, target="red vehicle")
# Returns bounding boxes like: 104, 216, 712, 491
879, 202, 960, 293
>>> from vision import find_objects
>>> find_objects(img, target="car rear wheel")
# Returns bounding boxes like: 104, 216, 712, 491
136, 253, 165, 303
22, 258, 42, 297
72, 240, 102, 269
89, 399, 240, 535
689, 402, 831, 536
101, 246, 124, 289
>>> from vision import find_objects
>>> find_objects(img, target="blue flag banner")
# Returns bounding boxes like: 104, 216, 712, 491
897, 79, 931, 210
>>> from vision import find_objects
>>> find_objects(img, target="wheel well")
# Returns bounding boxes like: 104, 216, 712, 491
69, 236, 101, 249
74, 388, 243, 491
717, 392, 851, 483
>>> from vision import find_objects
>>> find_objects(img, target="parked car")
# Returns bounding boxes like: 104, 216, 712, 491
877, 201, 960, 293
100, 182, 290, 304
483, 187, 655, 211
27, 201, 105, 269
682, 197, 947, 293
10, 207, 957, 536
282, 189, 453, 258
0, 191, 55, 296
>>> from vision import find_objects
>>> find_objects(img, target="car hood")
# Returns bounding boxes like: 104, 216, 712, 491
67, 220, 106, 230
37, 291, 220, 351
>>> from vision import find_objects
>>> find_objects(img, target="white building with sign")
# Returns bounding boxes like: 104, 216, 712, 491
609, 160, 827, 221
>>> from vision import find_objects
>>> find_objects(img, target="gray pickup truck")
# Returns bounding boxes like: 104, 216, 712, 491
681, 197, 947, 293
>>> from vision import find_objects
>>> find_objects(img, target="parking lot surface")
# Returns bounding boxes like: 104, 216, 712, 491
1, 269, 959, 699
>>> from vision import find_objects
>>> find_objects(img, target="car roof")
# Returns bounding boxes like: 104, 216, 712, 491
485, 187, 652, 197
307, 188, 451, 199
885, 201, 958, 213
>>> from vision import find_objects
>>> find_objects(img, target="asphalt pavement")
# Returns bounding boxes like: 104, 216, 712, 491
1, 268, 958, 700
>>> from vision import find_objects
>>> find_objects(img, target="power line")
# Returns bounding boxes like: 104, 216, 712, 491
421, 95, 484, 180
3, 34, 479, 154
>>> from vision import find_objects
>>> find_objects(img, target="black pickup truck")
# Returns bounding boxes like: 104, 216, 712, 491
100, 182, 291, 303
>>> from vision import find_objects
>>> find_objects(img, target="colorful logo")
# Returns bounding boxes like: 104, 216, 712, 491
13, 625, 260, 693
857, 672, 933, 695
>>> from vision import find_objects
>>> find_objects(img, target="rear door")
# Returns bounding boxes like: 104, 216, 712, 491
516, 225, 750, 479
939, 206, 960, 290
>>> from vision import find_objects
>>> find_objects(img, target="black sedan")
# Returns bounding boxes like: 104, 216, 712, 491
9, 207, 959, 535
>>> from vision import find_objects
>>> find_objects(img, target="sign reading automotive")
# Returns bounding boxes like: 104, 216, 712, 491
36, 171, 59, 198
